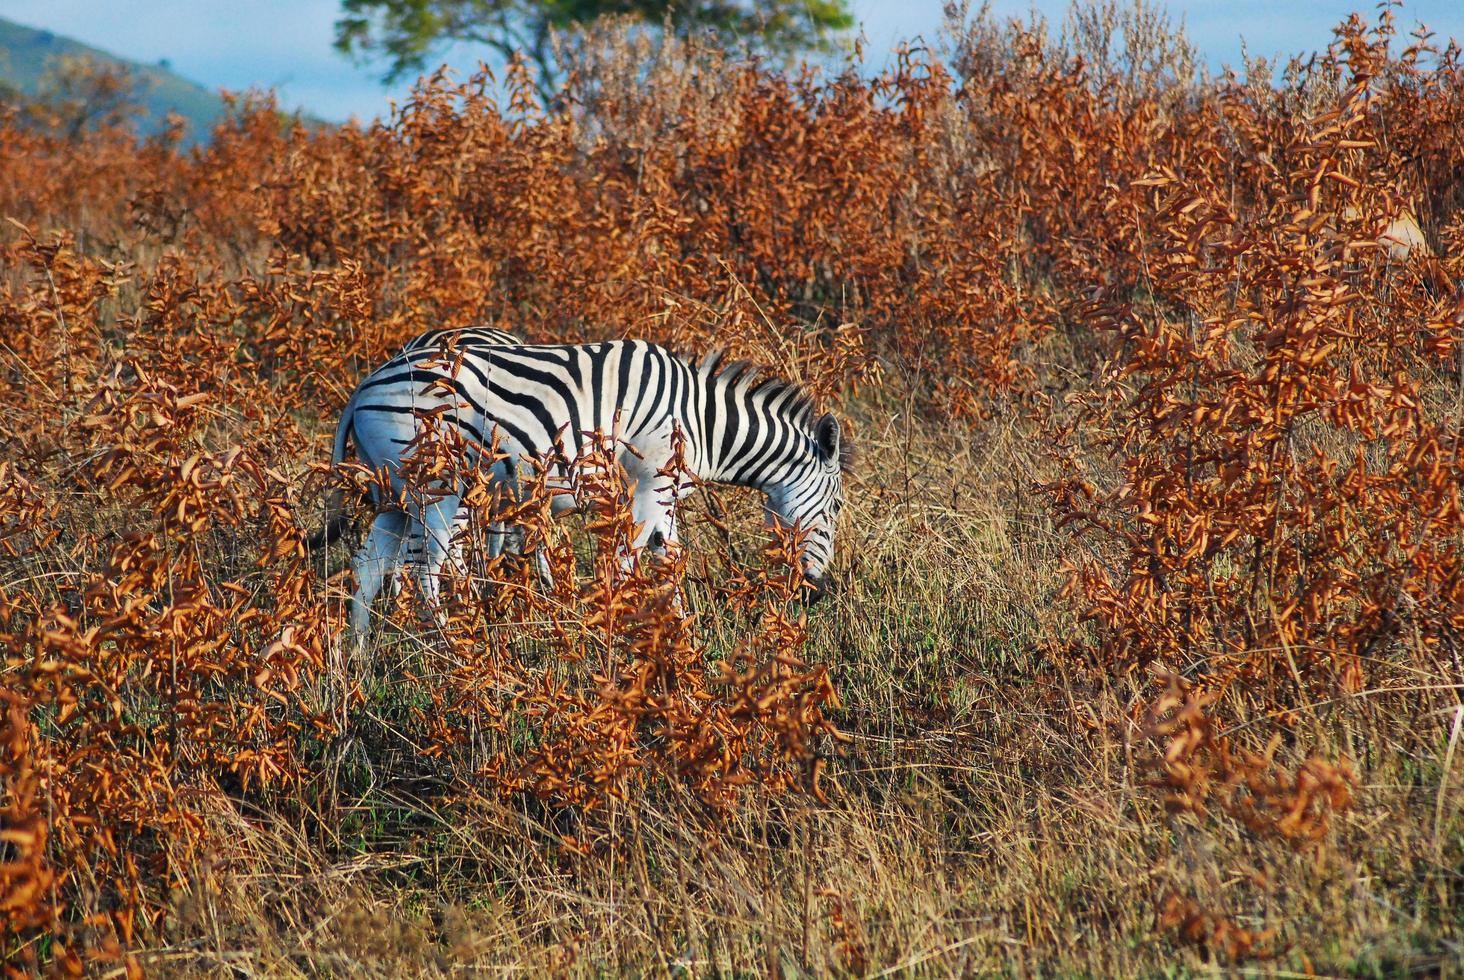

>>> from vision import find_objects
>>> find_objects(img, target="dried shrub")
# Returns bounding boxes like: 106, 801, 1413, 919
1047, 10, 1464, 959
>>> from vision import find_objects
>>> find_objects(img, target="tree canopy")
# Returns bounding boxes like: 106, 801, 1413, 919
335, 0, 854, 93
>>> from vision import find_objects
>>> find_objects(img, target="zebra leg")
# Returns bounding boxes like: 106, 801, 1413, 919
350, 510, 408, 643
414, 493, 463, 627
385, 512, 468, 606
485, 460, 555, 589
499, 521, 553, 589
533, 540, 554, 590
485, 521, 508, 561
384, 548, 412, 601
481, 460, 513, 564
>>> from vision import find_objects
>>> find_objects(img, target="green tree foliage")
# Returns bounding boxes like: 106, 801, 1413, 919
334, 0, 854, 93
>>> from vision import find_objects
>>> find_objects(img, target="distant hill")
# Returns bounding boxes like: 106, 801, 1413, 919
0, 16, 230, 144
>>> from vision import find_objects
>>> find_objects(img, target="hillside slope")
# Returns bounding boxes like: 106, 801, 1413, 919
0, 15, 227, 143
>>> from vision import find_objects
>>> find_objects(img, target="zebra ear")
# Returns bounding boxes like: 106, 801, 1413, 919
814, 413, 841, 463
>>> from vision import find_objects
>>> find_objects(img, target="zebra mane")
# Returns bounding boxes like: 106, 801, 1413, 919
698, 348, 815, 424
696, 348, 854, 473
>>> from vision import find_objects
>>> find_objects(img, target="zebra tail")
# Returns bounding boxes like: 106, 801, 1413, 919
306, 398, 356, 551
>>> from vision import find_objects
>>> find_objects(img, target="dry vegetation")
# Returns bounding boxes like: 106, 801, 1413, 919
2, 1, 1463, 975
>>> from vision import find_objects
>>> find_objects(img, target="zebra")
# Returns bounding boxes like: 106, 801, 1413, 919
375, 325, 522, 595
398, 325, 520, 353
311, 339, 850, 642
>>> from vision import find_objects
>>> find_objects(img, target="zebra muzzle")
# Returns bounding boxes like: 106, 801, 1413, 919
801, 572, 828, 605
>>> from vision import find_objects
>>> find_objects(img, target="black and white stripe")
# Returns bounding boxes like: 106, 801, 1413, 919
315, 339, 849, 639
379, 327, 522, 597
398, 325, 520, 353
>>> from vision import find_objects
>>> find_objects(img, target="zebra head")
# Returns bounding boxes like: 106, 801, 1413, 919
764, 412, 847, 602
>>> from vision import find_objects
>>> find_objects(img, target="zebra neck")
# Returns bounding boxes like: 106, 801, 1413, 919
688, 371, 807, 493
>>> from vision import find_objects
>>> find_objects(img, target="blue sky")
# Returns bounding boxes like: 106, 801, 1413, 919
3, 1, 1462, 123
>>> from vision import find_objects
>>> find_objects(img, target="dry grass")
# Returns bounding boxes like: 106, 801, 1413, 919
96, 401, 1460, 977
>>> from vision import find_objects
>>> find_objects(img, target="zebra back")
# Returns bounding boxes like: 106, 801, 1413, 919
400, 326, 520, 353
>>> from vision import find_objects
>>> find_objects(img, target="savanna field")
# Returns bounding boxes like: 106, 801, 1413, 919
3, 3, 1464, 975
